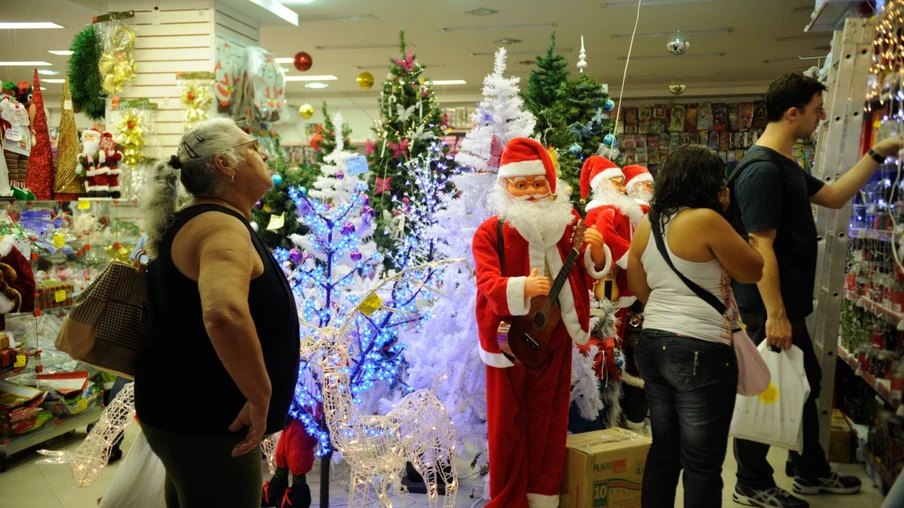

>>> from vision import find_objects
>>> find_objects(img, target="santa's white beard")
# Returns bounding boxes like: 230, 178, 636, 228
487, 182, 575, 247
629, 186, 653, 205
82, 139, 100, 157
592, 185, 646, 225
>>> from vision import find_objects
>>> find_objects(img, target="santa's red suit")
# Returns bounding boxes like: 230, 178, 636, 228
474, 138, 610, 508
99, 132, 123, 199
623, 164, 653, 218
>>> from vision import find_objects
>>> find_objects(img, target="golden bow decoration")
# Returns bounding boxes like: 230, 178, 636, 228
116, 108, 147, 167
180, 80, 214, 130
98, 26, 138, 94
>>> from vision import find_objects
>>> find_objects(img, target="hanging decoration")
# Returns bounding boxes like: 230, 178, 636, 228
25, 69, 56, 200
666, 31, 690, 56
357, 71, 375, 90
669, 80, 687, 95
293, 51, 313, 72
177, 72, 215, 130
299, 103, 315, 119
98, 24, 138, 94
115, 100, 152, 168
67, 25, 106, 120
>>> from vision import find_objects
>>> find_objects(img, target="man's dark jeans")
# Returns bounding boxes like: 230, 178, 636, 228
635, 330, 738, 508
734, 309, 832, 489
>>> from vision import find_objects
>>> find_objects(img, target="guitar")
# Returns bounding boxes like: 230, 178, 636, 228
497, 220, 587, 369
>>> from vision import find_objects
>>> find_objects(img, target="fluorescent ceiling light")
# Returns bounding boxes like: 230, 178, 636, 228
40, 87, 46, 90
0, 61, 52, 66
42, 79, 64, 84
617, 52, 726, 61
611, 27, 733, 40
432, 80, 467, 86
37, 69, 59, 75
48, 50, 73, 56
775, 34, 828, 42
471, 48, 572, 57
441, 22, 555, 33
305, 83, 329, 89
314, 43, 415, 50
282, 0, 315, 4
0, 22, 63, 29
283, 75, 338, 82
297, 14, 376, 23
495, 38, 523, 45
275, 57, 293, 64
465, 7, 498, 16
602, 0, 734, 7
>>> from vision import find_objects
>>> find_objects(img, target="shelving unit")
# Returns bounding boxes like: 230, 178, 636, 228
805, 0, 866, 32
837, 344, 901, 410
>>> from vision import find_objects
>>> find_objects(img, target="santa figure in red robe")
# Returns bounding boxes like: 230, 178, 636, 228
473, 137, 611, 508
623, 164, 653, 216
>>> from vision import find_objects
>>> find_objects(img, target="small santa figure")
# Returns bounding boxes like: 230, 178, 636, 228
623, 164, 654, 215
473, 137, 611, 507
76, 129, 106, 197
99, 132, 123, 199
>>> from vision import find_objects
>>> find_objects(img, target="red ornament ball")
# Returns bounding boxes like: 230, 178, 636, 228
293, 52, 313, 72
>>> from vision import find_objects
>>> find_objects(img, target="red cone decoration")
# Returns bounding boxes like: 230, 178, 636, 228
25, 68, 56, 199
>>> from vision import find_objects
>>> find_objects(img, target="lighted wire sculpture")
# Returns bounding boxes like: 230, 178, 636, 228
302, 260, 462, 508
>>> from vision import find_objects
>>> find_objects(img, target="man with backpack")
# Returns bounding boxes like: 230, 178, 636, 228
730, 73, 904, 508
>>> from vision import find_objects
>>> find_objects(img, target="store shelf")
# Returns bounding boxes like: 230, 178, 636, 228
843, 413, 897, 490
0, 405, 102, 462
805, 0, 864, 32
837, 344, 901, 409
849, 228, 893, 241
845, 290, 904, 330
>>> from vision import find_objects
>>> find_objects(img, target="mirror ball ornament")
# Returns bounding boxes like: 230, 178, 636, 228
568, 143, 582, 155
272, 174, 284, 186
299, 103, 315, 119
357, 71, 375, 90
667, 31, 690, 56
603, 99, 615, 112
603, 134, 617, 147
293, 52, 313, 72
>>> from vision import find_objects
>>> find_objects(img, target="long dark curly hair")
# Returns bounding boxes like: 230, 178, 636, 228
649, 144, 727, 228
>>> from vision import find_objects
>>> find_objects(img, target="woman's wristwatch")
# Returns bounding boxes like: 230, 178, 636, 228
867, 148, 886, 164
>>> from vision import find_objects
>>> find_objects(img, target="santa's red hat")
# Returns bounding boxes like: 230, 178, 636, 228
580, 156, 624, 200
623, 164, 652, 188
498, 137, 557, 194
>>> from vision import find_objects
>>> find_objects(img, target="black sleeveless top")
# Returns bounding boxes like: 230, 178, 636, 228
135, 204, 300, 435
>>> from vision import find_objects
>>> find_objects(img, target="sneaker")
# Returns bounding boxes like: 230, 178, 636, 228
793, 472, 861, 495
733, 484, 809, 508
262, 478, 288, 508
280, 484, 311, 508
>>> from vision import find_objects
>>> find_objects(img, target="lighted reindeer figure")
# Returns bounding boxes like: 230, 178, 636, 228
301, 262, 461, 508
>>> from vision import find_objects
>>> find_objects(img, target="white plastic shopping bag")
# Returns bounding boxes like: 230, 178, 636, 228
98, 431, 166, 508
729, 342, 811, 453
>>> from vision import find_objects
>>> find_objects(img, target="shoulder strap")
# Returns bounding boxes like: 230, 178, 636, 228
728, 148, 781, 186
651, 218, 728, 316
496, 219, 505, 268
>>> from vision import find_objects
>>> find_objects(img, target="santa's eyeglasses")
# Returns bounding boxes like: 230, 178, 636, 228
504, 177, 549, 191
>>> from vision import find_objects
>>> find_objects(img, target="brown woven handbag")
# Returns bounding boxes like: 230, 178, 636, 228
55, 252, 154, 379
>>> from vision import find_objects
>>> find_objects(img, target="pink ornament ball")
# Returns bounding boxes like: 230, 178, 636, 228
288, 248, 303, 264
351, 250, 362, 261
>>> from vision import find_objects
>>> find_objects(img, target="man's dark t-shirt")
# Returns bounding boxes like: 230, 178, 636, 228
732, 145, 825, 319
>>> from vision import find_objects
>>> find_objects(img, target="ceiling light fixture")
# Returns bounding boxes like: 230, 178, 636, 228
441, 22, 555, 33
37, 69, 59, 75
465, 7, 499, 16
42, 79, 65, 84
314, 43, 415, 50
611, 27, 733, 40
617, 52, 726, 61
297, 14, 377, 23
495, 38, 523, 45
775, 34, 828, 42
0, 22, 64, 29
602, 0, 735, 7
48, 50, 74, 56
432, 80, 467, 85
0, 61, 52, 66
283, 75, 338, 82
305, 83, 329, 89
471, 48, 572, 57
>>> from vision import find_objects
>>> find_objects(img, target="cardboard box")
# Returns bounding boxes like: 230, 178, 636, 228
560, 428, 652, 508
829, 409, 853, 463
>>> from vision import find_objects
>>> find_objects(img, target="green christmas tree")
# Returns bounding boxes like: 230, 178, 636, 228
523, 32, 570, 141
367, 31, 452, 263
314, 101, 352, 165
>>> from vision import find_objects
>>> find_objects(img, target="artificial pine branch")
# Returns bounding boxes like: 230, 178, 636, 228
67, 26, 106, 120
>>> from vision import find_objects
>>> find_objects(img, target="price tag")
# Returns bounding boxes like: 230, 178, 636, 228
77, 200, 91, 210
14, 355, 25, 368
54, 290, 67, 303
358, 293, 383, 317
63, 100, 72, 111
266, 213, 285, 231
4, 127, 21, 142
346, 155, 369, 176
53, 234, 65, 248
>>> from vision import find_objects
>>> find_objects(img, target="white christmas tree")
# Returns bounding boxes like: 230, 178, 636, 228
398, 48, 537, 469
308, 112, 361, 203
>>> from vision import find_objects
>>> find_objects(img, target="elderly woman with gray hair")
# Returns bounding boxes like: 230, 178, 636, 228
134, 118, 300, 508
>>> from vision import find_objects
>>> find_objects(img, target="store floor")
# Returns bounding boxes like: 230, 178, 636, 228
2, 424, 886, 508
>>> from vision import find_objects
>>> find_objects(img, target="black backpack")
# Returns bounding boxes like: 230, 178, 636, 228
726, 149, 782, 234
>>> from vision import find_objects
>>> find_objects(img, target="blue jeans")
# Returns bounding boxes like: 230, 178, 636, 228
635, 329, 739, 508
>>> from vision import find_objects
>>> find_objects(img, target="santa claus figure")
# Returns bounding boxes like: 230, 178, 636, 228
623, 164, 653, 215
99, 132, 123, 199
76, 129, 106, 197
473, 137, 611, 508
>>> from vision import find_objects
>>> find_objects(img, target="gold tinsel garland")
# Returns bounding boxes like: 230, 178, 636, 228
115, 108, 147, 167
98, 25, 138, 95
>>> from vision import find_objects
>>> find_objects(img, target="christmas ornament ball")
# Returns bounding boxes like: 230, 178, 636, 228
667, 31, 690, 56
299, 104, 315, 119
350, 250, 362, 262
336, 172, 344, 180
250, 221, 259, 232
288, 248, 303, 264
603, 99, 616, 112
603, 134, 617, 147
342, 221, 355, 235
362, 196, 370, 206
272, 174, 284, 186
356, 72, 375, 90
293, 52, 313, 71
568, 143, 582, 155
255, 200, 263, 208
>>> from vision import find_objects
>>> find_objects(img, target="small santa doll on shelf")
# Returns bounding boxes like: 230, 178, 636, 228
473, 137, 611, 508
76, 128, 107, 198
623, 164, 654, 215
99, 132, 123, 199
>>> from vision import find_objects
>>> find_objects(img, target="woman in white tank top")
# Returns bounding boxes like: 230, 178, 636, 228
626, 145, 764, 508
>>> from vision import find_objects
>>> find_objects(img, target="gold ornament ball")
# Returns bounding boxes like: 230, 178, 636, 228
357, 72, 375, 90
299, 104, 315, 119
